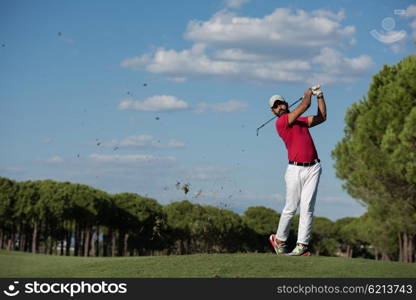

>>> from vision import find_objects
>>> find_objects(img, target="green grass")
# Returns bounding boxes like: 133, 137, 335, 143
1, 250, 415, 278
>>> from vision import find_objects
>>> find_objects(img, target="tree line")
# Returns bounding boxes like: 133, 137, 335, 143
0, 176, 413, 262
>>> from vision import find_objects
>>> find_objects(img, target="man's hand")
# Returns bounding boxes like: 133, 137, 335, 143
311, 85, 320, 91
304, 88, 313, 97
311, 85, 323, 96
314, 89, 323, 97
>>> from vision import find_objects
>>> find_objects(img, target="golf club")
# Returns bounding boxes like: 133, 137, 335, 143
256, 96, 303, 136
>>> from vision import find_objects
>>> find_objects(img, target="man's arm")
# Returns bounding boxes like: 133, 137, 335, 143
287, 88, 313, 126
307, 94, 327, 127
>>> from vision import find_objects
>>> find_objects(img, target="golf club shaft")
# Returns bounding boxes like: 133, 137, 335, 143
256, 96, 303, 136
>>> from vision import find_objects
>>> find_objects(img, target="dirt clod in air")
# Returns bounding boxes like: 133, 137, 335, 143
182, 183, 190, 195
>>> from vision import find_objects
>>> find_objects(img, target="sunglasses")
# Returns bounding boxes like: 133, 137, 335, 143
272, 101, 287, 109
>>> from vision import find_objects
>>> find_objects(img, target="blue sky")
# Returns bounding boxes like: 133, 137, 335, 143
1, 0, 415, 220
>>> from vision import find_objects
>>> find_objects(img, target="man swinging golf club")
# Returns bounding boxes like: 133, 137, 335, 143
269, 85, 327, 256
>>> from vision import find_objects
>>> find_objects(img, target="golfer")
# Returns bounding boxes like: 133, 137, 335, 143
268, 87, 326, 256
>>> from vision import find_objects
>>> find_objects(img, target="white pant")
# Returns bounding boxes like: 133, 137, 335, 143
276, 163, 321, 245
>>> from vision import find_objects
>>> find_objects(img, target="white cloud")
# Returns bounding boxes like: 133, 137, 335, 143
118, 94, 248, 114
122, 47, 313, 84
310, 47, 375, 84
397, 5, 416, 43
167, 76, 187, 82
225, 0, 250, 9
44, 156, 64, 164
312, 47, 374, 73
90, 153, 175, 164
311, 9, 345, 22
403, 5, 416, 18
41, 137, 53, 144
130, 44, 241, 76
100, 135, 186, 149
0, 167, 25, 174
213, 48, 265, 61
122, 8, 374, 85
194, 99, 248, 113
184, 9, 354, 51
118, 95, 189, 112
186, 166, 230, 181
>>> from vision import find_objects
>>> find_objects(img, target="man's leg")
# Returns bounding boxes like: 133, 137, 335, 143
297, 163, 322, 245
276, 165, 301, 242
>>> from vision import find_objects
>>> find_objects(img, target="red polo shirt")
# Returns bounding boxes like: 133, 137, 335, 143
276, 113, 318, 162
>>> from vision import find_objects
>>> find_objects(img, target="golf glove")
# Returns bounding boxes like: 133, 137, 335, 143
314, 89, 323, 97
311, 85, 323, 97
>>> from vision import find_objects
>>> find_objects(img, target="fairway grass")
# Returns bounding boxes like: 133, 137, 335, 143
1, 250, 415, 278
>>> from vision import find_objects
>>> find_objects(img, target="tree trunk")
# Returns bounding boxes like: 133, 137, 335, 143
65, 227, 72, 256
51, 239, 56, 255
407, 233, 413, 263
74, 222, 79, 256
111, 231, 116, 257
0, 229, 3, 249
95, 226, 100, 257
32, 221, 38, 253
17, 222, 23, 251
103, 232, 108, 257
179, 240, 184, 255
19, 230, 25, 251
403, 232, 408, 263
105, 228, 113, 257
410, 234, 414, 263
59, 221, 64, 256
24, 232, 30, 252
80, 228, 85, 256
398, 232, 403, 262
90, 229, 96, 257
6, 232, 15, 251
48, 236, 53, 255
124, 233, 129, 257
84, 228, 90, 257
44, 236, 48, 254
117, 231, 124, 256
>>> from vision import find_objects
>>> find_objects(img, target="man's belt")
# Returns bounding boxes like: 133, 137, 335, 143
289, 159, 320, 167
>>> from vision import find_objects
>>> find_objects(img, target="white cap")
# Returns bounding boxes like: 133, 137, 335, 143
268, 95, 286, 108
